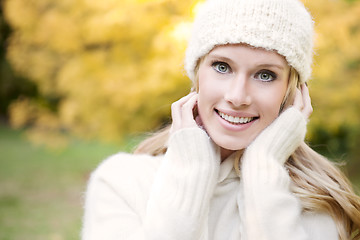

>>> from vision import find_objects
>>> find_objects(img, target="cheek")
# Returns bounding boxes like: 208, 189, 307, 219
197, 76, 221, 122
260, 86, 288, 119
197, 73, 213, 109
197, 86, 211, 117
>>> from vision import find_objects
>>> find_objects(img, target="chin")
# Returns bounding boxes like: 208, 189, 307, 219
212, 136, 250, 151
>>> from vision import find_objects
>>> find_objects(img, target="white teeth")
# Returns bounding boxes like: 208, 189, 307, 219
218, 111, 254, 124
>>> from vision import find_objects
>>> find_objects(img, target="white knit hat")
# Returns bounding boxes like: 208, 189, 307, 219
184, 0, 314, 84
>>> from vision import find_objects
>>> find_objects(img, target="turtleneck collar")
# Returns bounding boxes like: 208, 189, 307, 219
218, 151, 241, 183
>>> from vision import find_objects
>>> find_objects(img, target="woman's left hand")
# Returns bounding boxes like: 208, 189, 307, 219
240, 83, 313, 240
242, 84, 311, 165
293, 83, 313, 120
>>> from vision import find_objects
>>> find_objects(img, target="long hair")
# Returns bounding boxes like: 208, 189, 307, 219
134, 61, 360, 240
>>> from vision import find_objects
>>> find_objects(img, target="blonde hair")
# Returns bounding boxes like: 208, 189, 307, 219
134, 61, 360, 240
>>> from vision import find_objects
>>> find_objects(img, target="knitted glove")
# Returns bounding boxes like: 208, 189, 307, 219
240, 107, 308, 240
245, 107, 307, 165
145, 127, 220, 240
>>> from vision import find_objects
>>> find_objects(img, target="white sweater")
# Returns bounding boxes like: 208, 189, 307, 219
82, 108, 339, 240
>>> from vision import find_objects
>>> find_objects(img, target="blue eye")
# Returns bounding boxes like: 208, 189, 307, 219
256, 70, 276, 82
212, 62, 230, 73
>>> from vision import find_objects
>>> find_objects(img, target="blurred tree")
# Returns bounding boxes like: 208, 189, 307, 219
3, 0, 360, 163
4, 0, 199, 143
306, 0, 360, 132
0, 0, 38, 121
304, 0, 360, 178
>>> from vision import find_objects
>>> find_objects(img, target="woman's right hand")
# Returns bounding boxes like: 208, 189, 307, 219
170, 92, 203, 136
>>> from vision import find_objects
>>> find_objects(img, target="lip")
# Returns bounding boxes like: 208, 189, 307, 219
215, 109, 258, 131
216, 108, 257, 118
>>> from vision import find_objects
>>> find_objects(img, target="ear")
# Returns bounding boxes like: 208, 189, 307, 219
195, 113, 205, 129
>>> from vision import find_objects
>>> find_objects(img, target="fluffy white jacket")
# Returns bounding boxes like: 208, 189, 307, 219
82, 108, 338, 240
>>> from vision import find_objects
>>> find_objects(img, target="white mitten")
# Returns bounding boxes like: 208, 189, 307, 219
244, 107, 307, 165
240, 107, 308, 240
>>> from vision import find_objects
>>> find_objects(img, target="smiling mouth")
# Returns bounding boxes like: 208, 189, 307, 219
216, 110, 258, 125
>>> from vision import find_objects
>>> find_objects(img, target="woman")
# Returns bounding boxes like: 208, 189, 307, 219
82, 0, 360, 239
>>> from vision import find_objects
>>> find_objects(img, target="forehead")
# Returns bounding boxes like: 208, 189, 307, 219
207, 44, 288, 66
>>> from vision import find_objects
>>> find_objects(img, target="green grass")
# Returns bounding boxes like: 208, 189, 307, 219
0, 125, 141, 240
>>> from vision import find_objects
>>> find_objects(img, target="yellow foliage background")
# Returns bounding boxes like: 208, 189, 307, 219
4, 0, 198, 141
3, 0, 360, 157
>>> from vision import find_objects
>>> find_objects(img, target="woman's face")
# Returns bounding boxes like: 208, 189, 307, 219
197, 44, 290, 159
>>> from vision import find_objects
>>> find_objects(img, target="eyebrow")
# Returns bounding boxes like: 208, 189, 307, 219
206, 54, 287, 70
206, 54, 235, 65
256, 64, 286, 70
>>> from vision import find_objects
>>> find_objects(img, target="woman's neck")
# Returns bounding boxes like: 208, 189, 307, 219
221, 148, 244, 162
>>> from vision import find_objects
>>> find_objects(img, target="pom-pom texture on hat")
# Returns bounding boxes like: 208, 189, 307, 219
185, 0, 314, 84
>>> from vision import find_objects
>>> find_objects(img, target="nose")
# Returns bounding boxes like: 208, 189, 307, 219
223, 74, 252, 107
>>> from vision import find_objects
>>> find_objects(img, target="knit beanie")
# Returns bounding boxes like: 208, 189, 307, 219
184, 0, 314, 84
